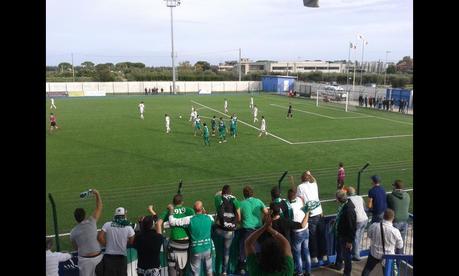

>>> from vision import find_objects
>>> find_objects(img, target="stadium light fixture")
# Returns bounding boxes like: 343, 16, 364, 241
163, 0, 181, 94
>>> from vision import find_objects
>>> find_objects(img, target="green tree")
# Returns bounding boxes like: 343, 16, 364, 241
81, 61, 95, 69
194, 61, 211, 72
386, 65, 396, 74
58, 62, 72, 73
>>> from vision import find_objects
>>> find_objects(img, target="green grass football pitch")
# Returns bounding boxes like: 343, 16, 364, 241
46, 93, 413, 238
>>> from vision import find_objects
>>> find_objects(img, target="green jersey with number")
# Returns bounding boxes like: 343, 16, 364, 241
160, 205, 195, 240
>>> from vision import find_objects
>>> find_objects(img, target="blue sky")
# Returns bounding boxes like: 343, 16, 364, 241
46, 0, 413, 66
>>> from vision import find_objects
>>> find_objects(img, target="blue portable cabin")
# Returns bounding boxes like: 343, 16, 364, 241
261, 75, 297, 94
386, 88, 413, 108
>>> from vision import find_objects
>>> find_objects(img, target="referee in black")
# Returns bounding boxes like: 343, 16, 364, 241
287, 103, 293, 119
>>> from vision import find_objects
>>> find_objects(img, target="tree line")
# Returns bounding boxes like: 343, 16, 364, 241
46, 57, 413, 88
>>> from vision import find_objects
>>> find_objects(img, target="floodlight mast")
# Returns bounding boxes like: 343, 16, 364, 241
164, 0, 181, 94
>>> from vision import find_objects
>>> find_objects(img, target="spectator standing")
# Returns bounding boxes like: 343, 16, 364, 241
46, 238, 72, 276
361, 209, 403, 276
347, 186, 368, 261
244, 215, 294, 276
270, 186, 292, 219
337, 162, 346, 190
364, 96, 368, 107
69, 189, 103, 276
330, 190, 356, 276
296, 170, 325, 264
214, 185, 241, 276
386, 180, 410, 254
97, 207, 135, 276
167, 201, 214, 276
156, 194, 195, 276
133, 210, 164, 276
238, 186, 269, 274
288, 189, 312, 276
263, 202, 308, 245
367, 175, 387, 223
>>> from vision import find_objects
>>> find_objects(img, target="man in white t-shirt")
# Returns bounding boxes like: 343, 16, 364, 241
46, 238, 72, 276
165, 114, 171, 133
361, 209, 403, 276
296, 170, 325, 264
138, 101, 145, 119
97, 207, 135, 276
258, 116, 267, 137
347, 186, 369, 261
50, 98, 57, 109
224, 99, 228, 113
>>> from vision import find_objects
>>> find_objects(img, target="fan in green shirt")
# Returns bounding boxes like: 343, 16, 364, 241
156, 194, 195, 240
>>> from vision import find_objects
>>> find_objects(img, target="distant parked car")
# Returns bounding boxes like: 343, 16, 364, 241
324, 85, 344, 91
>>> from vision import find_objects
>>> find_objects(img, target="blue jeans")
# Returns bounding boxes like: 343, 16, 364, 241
352, 219, 368, 259
190, 250, 212, 276
215, 227, 235, 274
335, 238, 352, 276
238, 228, 256, 266
393, 221, 408, 254
308, 215, 326, 259
292, 229, 311, 274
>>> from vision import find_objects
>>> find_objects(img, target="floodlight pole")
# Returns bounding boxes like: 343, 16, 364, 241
71, 53, 75, 82
164, 0, 180, 94
352, 43, 357, 109
384, 51, 391, 86
358, 34, 367, 86
238, 48, 242, 81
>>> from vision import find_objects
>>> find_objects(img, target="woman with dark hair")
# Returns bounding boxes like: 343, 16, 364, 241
244, 214, 294, 276
133, 207, 164, 276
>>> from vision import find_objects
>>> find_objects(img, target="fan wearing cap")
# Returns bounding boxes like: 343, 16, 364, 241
367, 175, 387, 223
97, 207, 135, 276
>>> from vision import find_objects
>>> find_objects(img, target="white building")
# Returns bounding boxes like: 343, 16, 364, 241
239, 59, 344, 74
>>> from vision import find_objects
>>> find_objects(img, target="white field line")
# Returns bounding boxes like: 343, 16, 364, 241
191, 100, 293, 144
291, 134, 413, 145
47, 188, 414, 237
270, 104, 335, 119
294, 101, 413, 126
332, 116, 374, 120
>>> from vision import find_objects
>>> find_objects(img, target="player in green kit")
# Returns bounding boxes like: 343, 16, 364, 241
230, 113, 238, 138
203, 123, 210, 146
194, 115, 202, 136
211, 116, 217, 136
218, 117, 227, 143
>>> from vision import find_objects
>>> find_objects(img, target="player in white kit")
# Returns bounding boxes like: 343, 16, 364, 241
189, 106, 195, 121
249, 96, 254, 109
190, 110, 197, 126
253, 105, 259, 123
224, 99, 228, 113
138, 101, 145, 119
258, 116, 267, 137
165, 114, 171, 133
50, 98, 57, 109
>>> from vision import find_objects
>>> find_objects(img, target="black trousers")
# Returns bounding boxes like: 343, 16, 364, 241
361, 254, 381, 276
98, 254, 127, 276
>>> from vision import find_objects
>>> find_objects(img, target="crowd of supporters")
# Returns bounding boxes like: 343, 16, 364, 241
46, 165, 411, 276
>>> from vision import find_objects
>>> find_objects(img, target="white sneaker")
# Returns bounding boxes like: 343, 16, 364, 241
311, 257, 319, 264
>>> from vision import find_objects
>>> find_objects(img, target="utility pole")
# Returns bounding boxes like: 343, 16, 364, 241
238, 48, 241, 81
357, 34, 367, 86
71, 53, 75, 82
164, 0, 181, 94
384, 51, 391, 86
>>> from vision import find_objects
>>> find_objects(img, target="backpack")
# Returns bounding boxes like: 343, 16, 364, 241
217, 195, 237, 231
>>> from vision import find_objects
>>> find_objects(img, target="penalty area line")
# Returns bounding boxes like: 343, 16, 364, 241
291, 134, 413, 145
